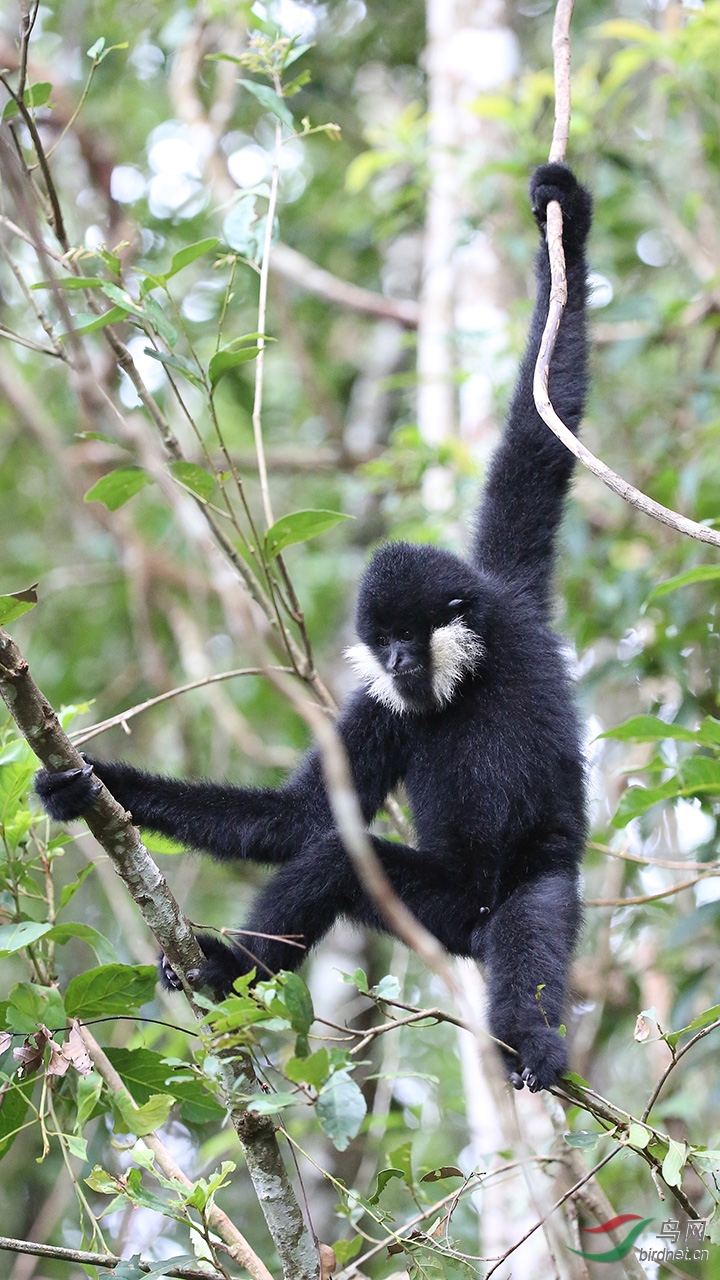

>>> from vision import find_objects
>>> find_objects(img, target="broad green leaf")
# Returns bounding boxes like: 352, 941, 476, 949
600, 715, 698, 744
65, 964, 156, 1019
282, 972, 314, 1035
168, 462, 215, 502
563, 1130, 601, 1149
113, 1088, 175, 1136
104, 1256, 196, 1280
662, 1137, 686, 1188
106, 1048, 224, 1126
165, 238, 219, 279
627, 1123, 651, 1149
691, 1150, 720, 1173
264, 509, 351, 558
331, 1237, 363, 1267
46, 923, 118, 966
285, 1049, 329, 1090
59, 305, 128, 337
646, 564, 720, 602
208, 344, 260, 387
0, 922, 52, 956
84, 467, 153, 511
64, 1134, 88, 1160
31, 277, 103, 291
6, 982, 65, 1034
239, 78, 294, 129
98, 282, 151, 322
0, 585, 38, 626
316, 1070, 366, 1151
2, 82, 52, 120
612, 758, 720, 827
143, 296, 178, 347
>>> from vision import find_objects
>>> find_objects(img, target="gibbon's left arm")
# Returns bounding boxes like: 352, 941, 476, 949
473, 163, 592, 617
35, 691, 409, 865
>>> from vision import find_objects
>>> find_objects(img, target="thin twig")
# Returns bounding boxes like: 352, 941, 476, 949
252, 113, 282, 529
69, 665, 294, 746
642, 1016, 720, 1122
586, 871, 718, 908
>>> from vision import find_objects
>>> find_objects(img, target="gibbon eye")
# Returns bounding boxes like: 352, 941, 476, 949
400, 629, 412, 641
377, 634, 390, 647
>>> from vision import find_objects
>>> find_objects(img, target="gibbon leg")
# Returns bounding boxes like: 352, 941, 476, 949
482, 871, 581, 1091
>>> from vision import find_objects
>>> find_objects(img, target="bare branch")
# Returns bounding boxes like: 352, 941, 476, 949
0, 1236, 218, 1280
271, 241, 419, 327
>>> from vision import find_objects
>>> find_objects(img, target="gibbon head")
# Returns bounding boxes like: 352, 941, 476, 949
345, 542, 486, 714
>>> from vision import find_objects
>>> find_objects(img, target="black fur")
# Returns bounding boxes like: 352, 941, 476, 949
35, 164, 591, 1092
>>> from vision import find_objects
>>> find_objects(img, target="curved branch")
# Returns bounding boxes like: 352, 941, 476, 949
534, 0, 720, 550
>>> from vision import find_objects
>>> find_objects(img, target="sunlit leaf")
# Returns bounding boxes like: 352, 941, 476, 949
65, 964, 156, 1019
168, 461, 215, 502
316, 1071, 366, 1151
208, 344, 260, 387
0, 585, 38, 626
165, 238, 219, 279
264, 509, 351, 558
646, 564, 720, 601
2, 82, 52, 120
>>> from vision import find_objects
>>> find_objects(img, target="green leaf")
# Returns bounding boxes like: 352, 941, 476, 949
563, 1130, 602, 1149
285, 1049, 329, 1090
31, 276, 103, 291
84, 467, 153, 511
76, 1072, 104, 1128
208, 344, 260, 387
2, 82, 53, 120
690, 1149, 720, 1172
661, 1137, 687, 1188
331, 1237, 363, 1267
646, 564, 720, 602
316, 1070, 366, 1151
165, 238, 219, 279
57, 863, 96, 912
142, 349, 204, 389
113, 1089, 175, 1136
666, 1004, 720, 1051
367, 1167, 404, 1204
627, 1123, 651, 1149
6, 982, 65, 1034
600, 715, 698, 743
46, 923, 118, 966
282, 973, 314, 1035
373, 975, 401, 1001
168, 462, 215, 502
65, 965, 156, 1020
0, 922, 52, 956
0, 1076, 34, 1156
64, 1133, 88, 1160
0, 585, 38, 626
140, 832, 188, 856
340, 967, 370, 995
59, 305, 129, 338
612, 757, 720, 827
264, 509, 351, 558
238, 78, 295, 129
106, 1048, 224, 1126
98, 281, 149, 321
246, 1091, 300, 1115
420, 1166, 464, 1182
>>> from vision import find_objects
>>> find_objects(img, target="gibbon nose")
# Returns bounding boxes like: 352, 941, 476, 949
387, 642, 414, 672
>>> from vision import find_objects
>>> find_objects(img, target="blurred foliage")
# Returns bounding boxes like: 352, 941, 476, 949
1, 0, 720, 1276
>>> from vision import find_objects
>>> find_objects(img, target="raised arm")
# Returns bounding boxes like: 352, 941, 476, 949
472, 164, 592, 616
35, 691, 408, 864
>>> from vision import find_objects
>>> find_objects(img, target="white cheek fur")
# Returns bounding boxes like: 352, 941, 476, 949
344, 643, 409, 715
429, 619, 485, 705
345, 620, 484, 713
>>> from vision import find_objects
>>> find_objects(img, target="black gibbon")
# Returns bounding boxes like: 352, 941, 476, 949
36, 163, 592, 1092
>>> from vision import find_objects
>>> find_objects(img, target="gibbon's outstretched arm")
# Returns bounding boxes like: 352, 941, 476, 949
34, 691, 408, 865
473, 163, 592, 616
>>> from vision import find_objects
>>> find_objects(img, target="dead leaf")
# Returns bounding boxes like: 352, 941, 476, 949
319, 1242, 336, 1278
13, 1028, 51, 1075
